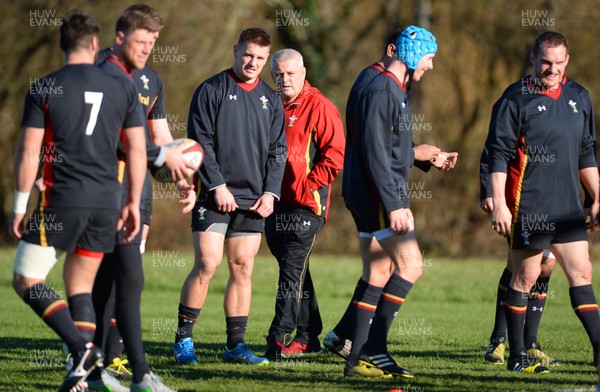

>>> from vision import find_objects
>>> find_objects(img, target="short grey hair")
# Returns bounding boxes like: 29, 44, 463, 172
270, 48, 304, 70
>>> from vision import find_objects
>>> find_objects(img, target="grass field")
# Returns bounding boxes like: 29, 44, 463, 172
0, 247, 599, 392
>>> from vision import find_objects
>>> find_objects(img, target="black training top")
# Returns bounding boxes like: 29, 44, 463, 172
22, 64, 145, 209
486, 76, 596, 221
188, 69, 287, 208
343, 70, 415, 211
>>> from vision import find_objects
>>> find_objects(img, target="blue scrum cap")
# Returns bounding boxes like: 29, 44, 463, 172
396, 25, 438, 70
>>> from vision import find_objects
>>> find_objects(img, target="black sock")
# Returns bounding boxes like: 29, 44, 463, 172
348, 283, 383, 365
570, 285, 600, 361
91, 256, 115, 365
333, 278, 368, 340
226, 316, 248, 350
110, 245, 150, 383
23, 283, 87, 353
490, 268, 511, 342
105, 319, 124, 362
364, 274, 412, 353
504, 287, 528, 358
69, 293, 96, 342
524, 276, 549, 348
176, 304, 201, 343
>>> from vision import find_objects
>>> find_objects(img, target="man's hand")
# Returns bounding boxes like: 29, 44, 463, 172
177, 180, 196, 214
413, 144, 441, 162
117, 203, 140, 243
164, 143, 197, 182
388, 208, 414, 235
34, 177, 46, 192
480, 197, 493, 214
431, 151, 459, 171
491, 203, 512, 237
214, 186, 238, 212
586, 200, 600, 231
249, 193, 275, 218
9, 212, 26, 240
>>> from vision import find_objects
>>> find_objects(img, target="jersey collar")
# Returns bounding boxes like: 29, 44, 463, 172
526, 76, 562, 100
370, 62, 385, 73
382, 70, 406, 91
227, 68, 260, 92
107, 55, 133, 78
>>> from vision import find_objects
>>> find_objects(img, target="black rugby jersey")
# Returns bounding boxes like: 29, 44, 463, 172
22, 64, 145, 209
343, 70, 415, 211
342, 63, 429, 202
97, 50, 168, 215
188, 69, 287, 208
486, 76, 596, 221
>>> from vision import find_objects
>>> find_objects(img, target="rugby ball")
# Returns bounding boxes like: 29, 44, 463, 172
151, 138, 204, 182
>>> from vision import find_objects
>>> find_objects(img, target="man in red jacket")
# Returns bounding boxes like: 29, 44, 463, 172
265, 48, 345, 358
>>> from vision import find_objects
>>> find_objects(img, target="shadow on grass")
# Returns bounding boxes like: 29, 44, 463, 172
0, 336, 70, 391
143, 340, 421, 391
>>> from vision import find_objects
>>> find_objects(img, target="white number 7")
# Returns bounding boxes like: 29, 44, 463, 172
84, 91, 104, 135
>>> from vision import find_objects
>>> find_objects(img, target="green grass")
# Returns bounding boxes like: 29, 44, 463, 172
0, 247, 599, 391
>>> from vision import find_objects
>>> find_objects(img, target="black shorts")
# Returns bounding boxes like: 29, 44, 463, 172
191, 203, 264, 234
346, 205, 389, 233
22, 207, 120, 253
509, 217, 588, 249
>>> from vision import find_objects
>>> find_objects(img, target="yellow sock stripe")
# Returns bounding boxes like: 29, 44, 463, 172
42, 300, 67, 319
382, 292, 405, 305
530, 291, 547, 300
574, 304, 599, 313
505, 303, 527, 314
355, 301, 377, 311
74, 321, 97, 331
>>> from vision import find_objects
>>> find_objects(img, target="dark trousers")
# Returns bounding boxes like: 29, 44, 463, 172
265, 204, 324, 344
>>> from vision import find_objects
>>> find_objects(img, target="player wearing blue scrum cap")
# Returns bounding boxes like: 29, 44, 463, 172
341, 25, 444, 378
396, 25, 438, 72
326, 28, 457, 361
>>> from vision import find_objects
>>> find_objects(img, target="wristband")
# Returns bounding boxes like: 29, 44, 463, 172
13, 191, 30, 214
153, 145, 167, 167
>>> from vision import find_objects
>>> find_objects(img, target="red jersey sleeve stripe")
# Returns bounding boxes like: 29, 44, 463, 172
508, 135, 528, 249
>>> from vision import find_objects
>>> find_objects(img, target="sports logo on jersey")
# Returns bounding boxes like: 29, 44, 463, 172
537, 105, 546, 112
138, 93, 150, 107
197, 206, 207, 221
288, 115, 297, 128
568, 99, 579, 113
229, 94, 237, 100
260, 96, 269, 110
521, 231, 531, 246
140, 74, 150, 90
